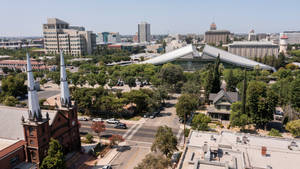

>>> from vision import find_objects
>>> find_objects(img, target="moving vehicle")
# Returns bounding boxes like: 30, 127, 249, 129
102, 165, 112, 169
78, 117, 88, 121
114, 123, 127, 129
92, 118, 104, 122
106, 118, 120, 124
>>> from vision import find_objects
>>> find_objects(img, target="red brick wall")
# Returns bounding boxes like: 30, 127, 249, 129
0, 141, 26, 169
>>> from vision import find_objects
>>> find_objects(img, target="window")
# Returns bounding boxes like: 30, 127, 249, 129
10, 155, 19, 166
31, 151, 37, 160
30, 140, 34, 145
29, 127, 34, 136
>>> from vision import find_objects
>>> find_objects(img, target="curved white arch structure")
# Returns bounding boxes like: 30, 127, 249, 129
140, 44, 199, 65
202, 45, 276, 71
139, 44, 276, 71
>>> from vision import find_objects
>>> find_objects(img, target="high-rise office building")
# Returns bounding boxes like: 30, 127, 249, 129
138, 22, 151, 43
43, 18, 96, 56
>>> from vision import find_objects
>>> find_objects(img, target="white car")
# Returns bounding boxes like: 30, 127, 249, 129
92, 118, 104, 122
78, 117, 88, 121
106, 118, 120, 124
102, 165, 112, 169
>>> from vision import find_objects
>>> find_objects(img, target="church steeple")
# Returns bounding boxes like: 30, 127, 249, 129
60, 51, 71, 107
27, 53, 42, 121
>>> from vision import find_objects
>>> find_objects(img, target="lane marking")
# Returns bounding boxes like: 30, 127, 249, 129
127, 123, 143, 140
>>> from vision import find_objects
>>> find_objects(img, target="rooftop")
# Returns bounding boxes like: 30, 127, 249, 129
0, 138, 19, 151
0, 106, 57, 140
181, 131, 300, 169
229, 41, 278, 46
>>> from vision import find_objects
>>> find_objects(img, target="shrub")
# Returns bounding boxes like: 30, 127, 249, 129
268, 129, 282, 137
286, 120, 300, 137
85, 133, 94, 143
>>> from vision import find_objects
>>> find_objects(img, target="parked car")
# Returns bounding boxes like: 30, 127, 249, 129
171, 152, 181, 163
78, 117, 88, 121
114, 123, 127, 129
102, 165, 112, 169
149, 115, 155, 119
106, 118, 120, 124
92, 118, 104, 122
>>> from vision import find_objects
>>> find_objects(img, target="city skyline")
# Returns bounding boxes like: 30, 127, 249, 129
1, 0, 300, 36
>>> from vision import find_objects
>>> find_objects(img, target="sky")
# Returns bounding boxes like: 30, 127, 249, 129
1, 0, 300, 37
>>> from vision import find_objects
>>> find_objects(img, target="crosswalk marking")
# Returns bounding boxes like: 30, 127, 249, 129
122, 123, 138, 139
127, 123, 143, 140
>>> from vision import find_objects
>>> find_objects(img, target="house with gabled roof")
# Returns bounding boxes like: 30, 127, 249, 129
207, 89, 239, 120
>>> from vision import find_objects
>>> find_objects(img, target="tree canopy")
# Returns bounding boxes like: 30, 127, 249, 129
151, 126, 178, 158
40, 139, 66, 169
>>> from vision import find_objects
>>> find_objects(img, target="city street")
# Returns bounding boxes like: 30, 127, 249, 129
79, 96, 184, 169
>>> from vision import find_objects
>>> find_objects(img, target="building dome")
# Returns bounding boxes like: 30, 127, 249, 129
249, 29, 255, 33
210, 22, 217, 30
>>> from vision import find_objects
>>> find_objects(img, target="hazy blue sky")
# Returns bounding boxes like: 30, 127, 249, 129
1, 0, 300, 36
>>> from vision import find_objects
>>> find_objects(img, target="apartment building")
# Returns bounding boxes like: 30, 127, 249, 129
43, 18, 96, 56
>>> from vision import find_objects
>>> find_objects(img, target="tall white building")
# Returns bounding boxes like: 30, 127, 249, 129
43, 18, 96, 56
138, 22, 151, 43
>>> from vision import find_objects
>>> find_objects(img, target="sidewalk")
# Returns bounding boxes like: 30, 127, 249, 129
92, 142, 126, 169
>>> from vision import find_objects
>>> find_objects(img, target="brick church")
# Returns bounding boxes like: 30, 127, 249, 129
0, 52, 81, 169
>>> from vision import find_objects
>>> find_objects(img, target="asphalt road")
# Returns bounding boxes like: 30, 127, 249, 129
78, 96, 183, 169
21, 89, 60, 103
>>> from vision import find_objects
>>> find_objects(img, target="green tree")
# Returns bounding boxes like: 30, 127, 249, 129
211, 54, 221, 93
151, 126, 178, 158
230, 102, 250, 129
290, 78, 300, 108
276, 52, 286, 69
47, 71, 60, 86
1, 75, 27, 98
126, 76, 136, 88
225, 69, 236, 91
96, 72, 107, 86
40, 78, 48, 87
86, 74, 97, 87
40, 139, 66, 169
70, 72, 80, 87
191, 114, 211, 131
181, 81, 202, 96
247, 81, 276, 128
176, 94, 198, 119
241, 70, 247, 115
159, 63, 185, 91
203, 66, 214, 102
286, 120, 300, 137
3, 96, 19, 106
134, 154, 171, 169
